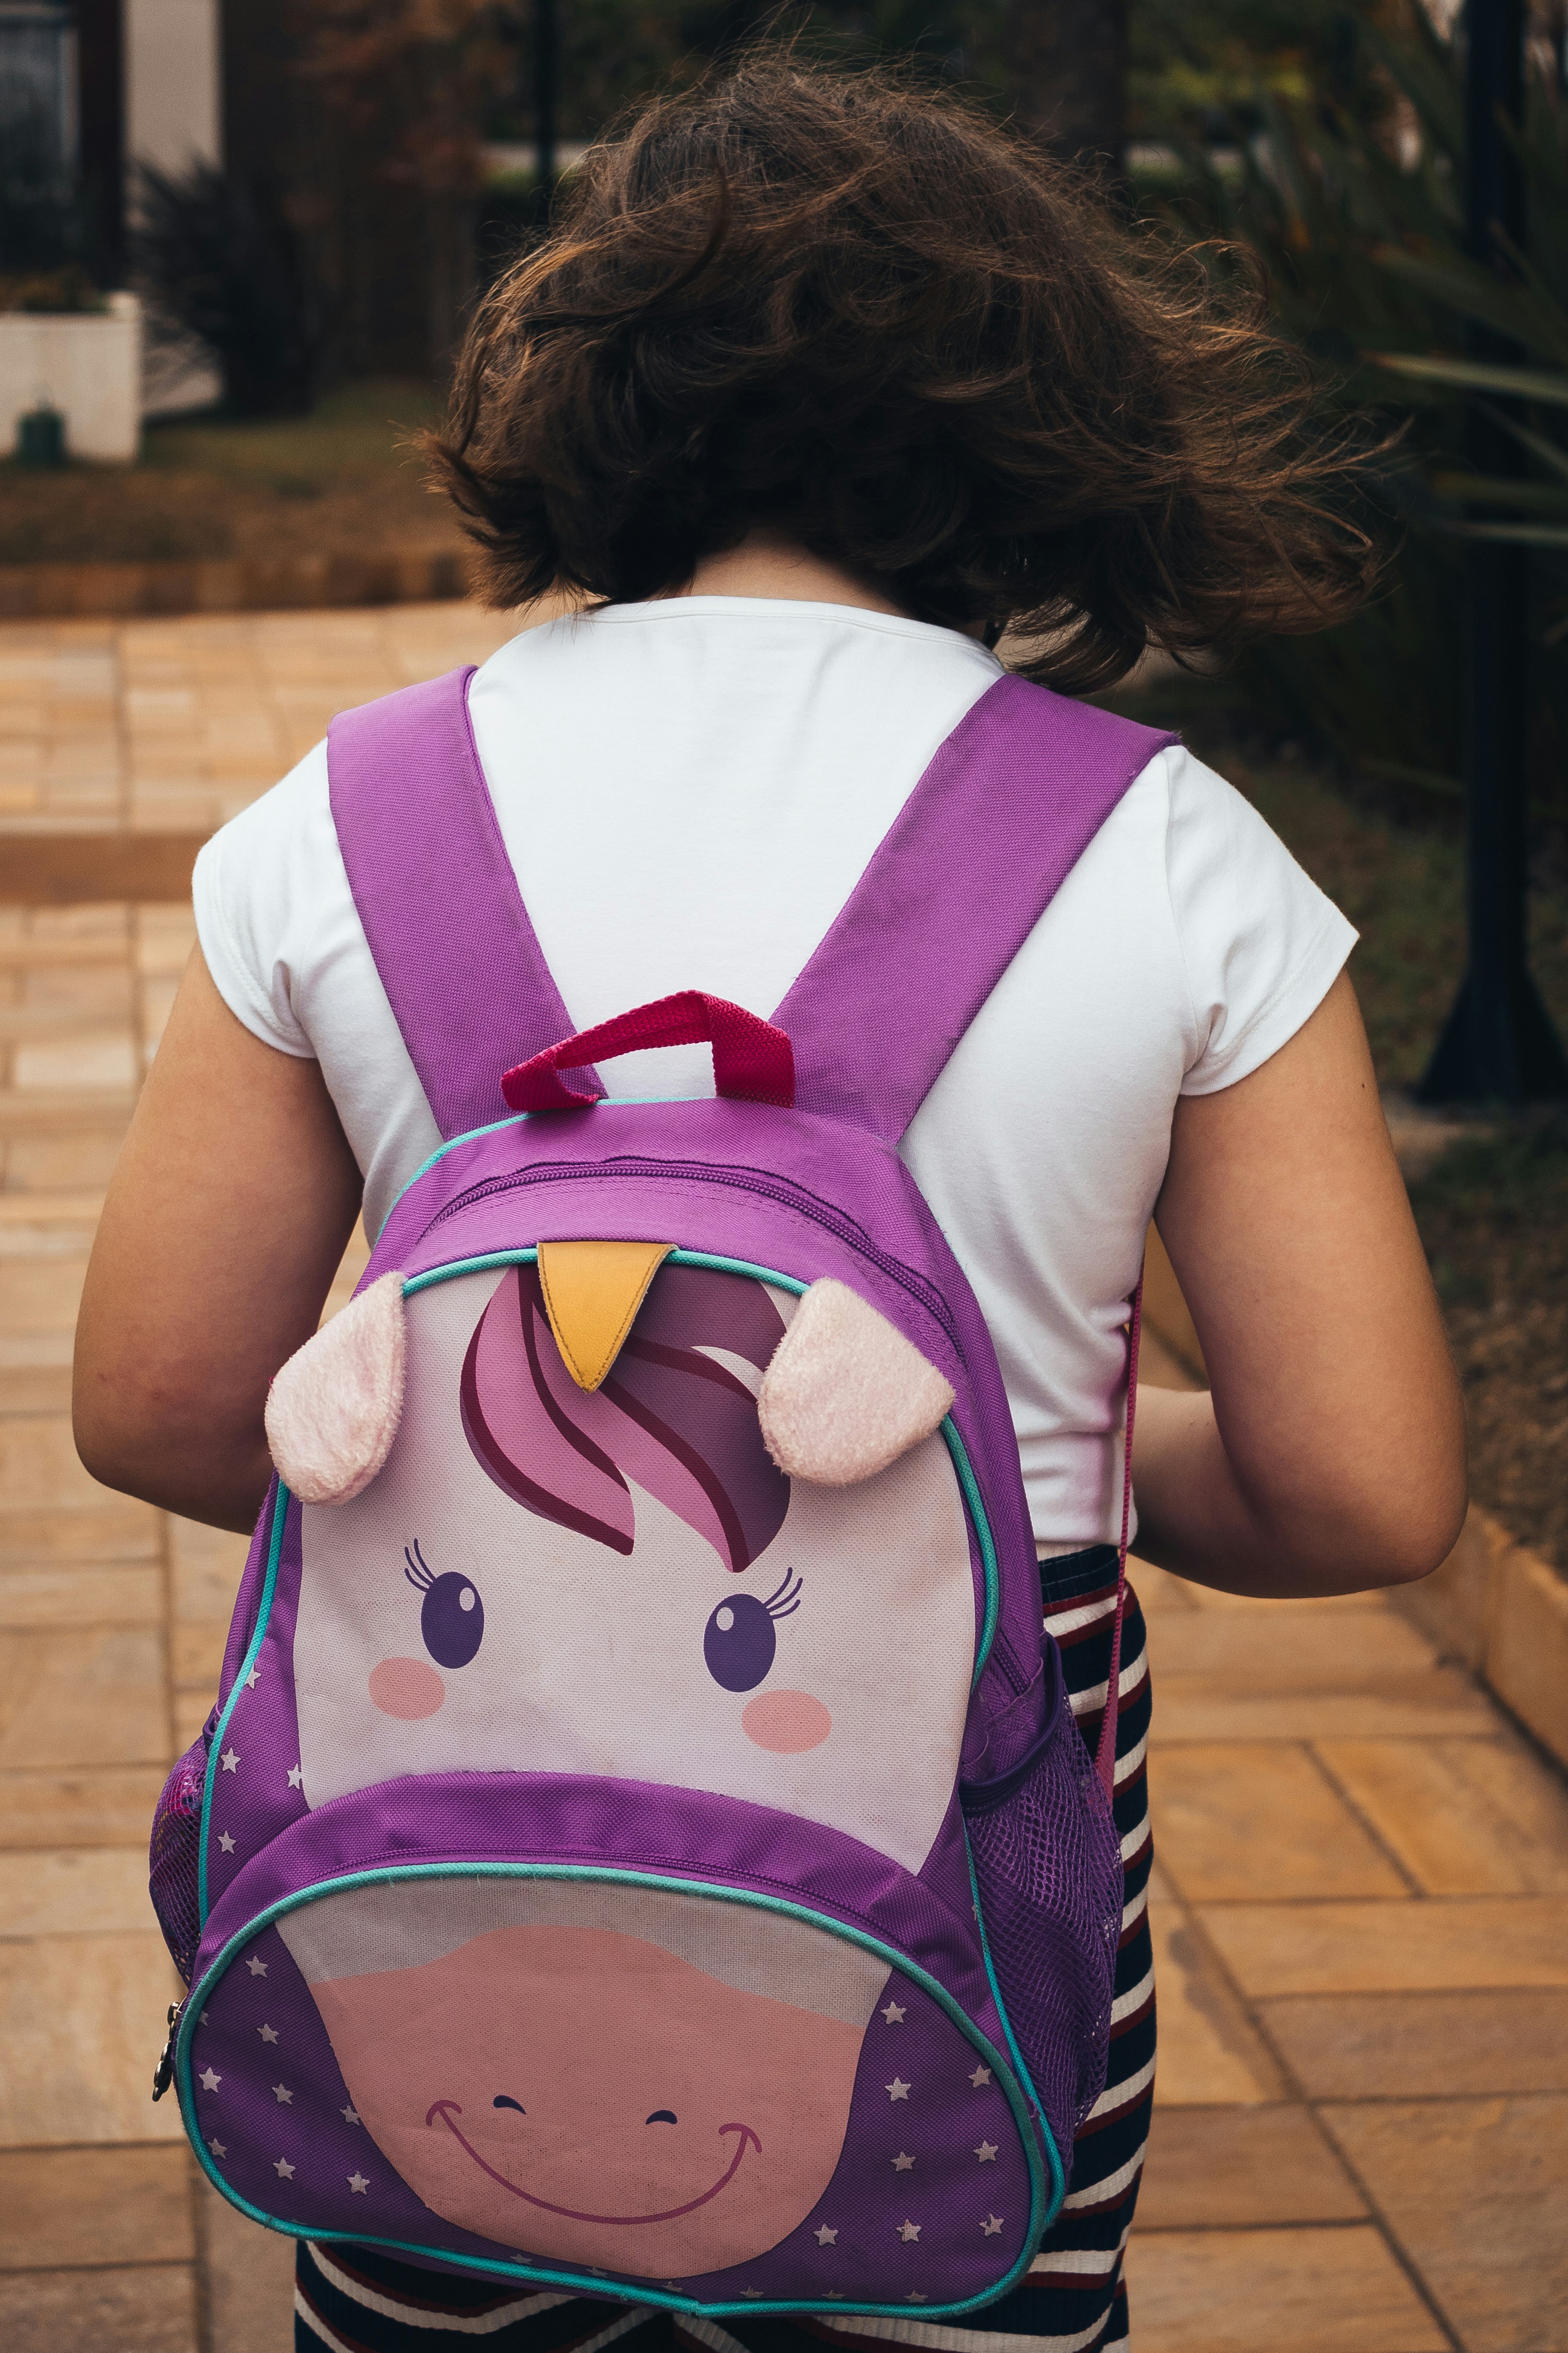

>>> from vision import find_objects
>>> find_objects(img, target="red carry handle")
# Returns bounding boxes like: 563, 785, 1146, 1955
502, 991, 796, 1113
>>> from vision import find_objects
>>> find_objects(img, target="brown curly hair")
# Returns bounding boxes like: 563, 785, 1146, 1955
429, 55, 1379, 692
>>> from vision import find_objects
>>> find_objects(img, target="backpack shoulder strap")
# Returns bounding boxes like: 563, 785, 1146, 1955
771, 673, 1177, 1140
327, 667, 602, 1141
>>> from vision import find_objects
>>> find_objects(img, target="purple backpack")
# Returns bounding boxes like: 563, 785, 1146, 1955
150, 665, 1167, 2316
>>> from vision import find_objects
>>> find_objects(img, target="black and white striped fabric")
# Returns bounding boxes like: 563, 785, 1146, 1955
295, 1546, 1152, 2353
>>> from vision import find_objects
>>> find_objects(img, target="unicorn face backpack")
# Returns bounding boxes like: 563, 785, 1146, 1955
149, 666, 1167, 2317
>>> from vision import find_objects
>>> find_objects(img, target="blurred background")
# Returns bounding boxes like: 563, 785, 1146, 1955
3, 14, 1568, 2350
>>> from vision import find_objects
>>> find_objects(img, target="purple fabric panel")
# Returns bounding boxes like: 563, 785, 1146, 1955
204, 1497, 307, 1921
772, 675, 1177, 1141
327, 668, 602, 1143
218, 1487, 281, 1704
188, 1906, 1033, 2306
198, 1772, 999, 2031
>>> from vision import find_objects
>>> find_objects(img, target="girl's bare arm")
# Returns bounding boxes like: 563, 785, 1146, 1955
1132, 969, 1467, 1595
74, 951, 363, 1532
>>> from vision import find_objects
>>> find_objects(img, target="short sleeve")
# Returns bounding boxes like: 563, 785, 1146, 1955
1162, 746, 1358, 1096
192, 740, 336, 1060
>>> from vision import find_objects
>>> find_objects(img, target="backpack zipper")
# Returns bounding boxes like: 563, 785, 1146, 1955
423, 1156, 963, 1356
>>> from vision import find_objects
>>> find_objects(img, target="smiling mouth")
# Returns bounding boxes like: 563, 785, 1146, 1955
424, 2102, 761, 2225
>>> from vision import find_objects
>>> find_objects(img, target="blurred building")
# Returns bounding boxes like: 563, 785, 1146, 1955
31, 0, 454, 378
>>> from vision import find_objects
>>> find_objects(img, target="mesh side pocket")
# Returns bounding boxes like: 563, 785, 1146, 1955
149, 1711, 216, 1984
963, 1698, 1124, 2154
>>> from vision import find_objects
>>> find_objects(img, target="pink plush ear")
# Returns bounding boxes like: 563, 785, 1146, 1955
757, 1279, 955, 1486
265, 1271, 407, 1505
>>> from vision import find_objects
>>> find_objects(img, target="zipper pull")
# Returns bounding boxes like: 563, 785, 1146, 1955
152, 2000, 184, 2103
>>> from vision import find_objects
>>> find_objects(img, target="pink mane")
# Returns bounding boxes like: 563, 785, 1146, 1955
460, 1262, 789, 1568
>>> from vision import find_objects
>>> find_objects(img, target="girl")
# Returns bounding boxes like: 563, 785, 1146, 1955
75, 55, 1465, 2353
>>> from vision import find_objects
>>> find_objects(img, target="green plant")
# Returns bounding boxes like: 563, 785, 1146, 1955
130, 162, 326, 419
1147, 6, 1568, 813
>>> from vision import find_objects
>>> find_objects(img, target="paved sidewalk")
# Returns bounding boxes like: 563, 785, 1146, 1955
2, 607, 1565, 2351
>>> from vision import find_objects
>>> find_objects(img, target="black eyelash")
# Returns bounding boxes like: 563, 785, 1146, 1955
762, 1568, 803, 1621
404, 1541, 435, 1594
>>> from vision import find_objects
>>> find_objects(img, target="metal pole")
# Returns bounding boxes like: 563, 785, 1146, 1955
534, 0, 558, 223
1418, 0, 1568, 1104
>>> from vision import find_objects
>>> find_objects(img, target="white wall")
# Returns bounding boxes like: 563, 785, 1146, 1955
124, 0, 221, 176
1, 294, 142, 462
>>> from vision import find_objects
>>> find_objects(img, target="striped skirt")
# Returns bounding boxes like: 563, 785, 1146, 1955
296, 1545, 1152, 2353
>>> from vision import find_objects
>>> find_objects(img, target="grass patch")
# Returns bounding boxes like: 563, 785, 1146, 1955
1, 379, 463, 568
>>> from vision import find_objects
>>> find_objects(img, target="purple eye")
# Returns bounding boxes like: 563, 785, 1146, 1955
703, 1570, 801, 1693
404, 1543, 484, 1670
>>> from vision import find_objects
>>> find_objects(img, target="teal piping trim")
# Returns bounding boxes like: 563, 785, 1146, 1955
963, 1834, 1067, 2228
198, 1484, 289, 1922
400, 1250, 997, 1690
943, 1423, 999, 1690
178, 1860, 1050, 2317
385, 1100, 720, 1233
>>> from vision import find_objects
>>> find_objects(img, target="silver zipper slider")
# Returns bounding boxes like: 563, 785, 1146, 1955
152, 2000, 184, 2102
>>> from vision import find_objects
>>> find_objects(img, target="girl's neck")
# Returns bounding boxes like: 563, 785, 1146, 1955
673, 532, 909, 618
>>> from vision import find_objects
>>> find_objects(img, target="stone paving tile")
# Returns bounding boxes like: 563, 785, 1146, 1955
0, 2262, 199, 2353
197, 2181, 295, 2353
0, 1765, 169, 1852
0, 1847, 157, 1937
1138, 2104, 1367, 2228
1201, 1896, 1568, 1996
0, 2144, 193, 2268
1261, 1989, 1568, 2100
1126, 2224, 1449, 2352
1324, 2095, 1568, 2353
0, 1627, 169, 1770
1318, 1737, 1568, 1896
0, 1932, 184, 2145
0, 1561, 162, 1629
1147, 1902, 1284, 2103
1150, 1666, 1496, 1745
1148, 1740, 1410, 1902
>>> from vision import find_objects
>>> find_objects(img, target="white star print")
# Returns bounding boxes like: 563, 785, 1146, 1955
244, 1667, 260, 1690
286, 1764, 303, 1790
886, 2078, 911, 2102
199, 2067, 221, 2093
272, 2083, 292, 2105
981, 2215, 1004, 2237
273, 2158, 295, 2180
897, 2221, 921, 2243
245, 1956, 268, 1978
882, 2001, 906, 2025
208, 2138, 227, 2158
200, 2011, 209, 2027
341, 2106, 361, 2126
220, 1749, 240, 1773
968, 2065, 992, 2088
348, 2172, 370, 2194
814, 2226, 838, 2246
905, 2292, 928, 2303
217, 1832, 236, 1854
258, 2024, 278, 2045
826, 2291, 845, 2300
975, 2140, 999, 2163
893, 2152, 915, 2172
742, 2290, 763, 2299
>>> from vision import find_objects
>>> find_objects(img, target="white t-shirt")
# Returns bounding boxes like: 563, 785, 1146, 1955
194, 598, 1356, 1551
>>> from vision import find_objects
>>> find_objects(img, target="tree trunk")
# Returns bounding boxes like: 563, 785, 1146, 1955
1003, 0, 1128, 173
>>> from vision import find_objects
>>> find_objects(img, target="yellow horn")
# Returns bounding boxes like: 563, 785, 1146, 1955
536, 1240, 676, 1392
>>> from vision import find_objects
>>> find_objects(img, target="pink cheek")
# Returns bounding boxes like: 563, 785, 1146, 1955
742, 1690, 832, 1753
369, 1657, 445, 1720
